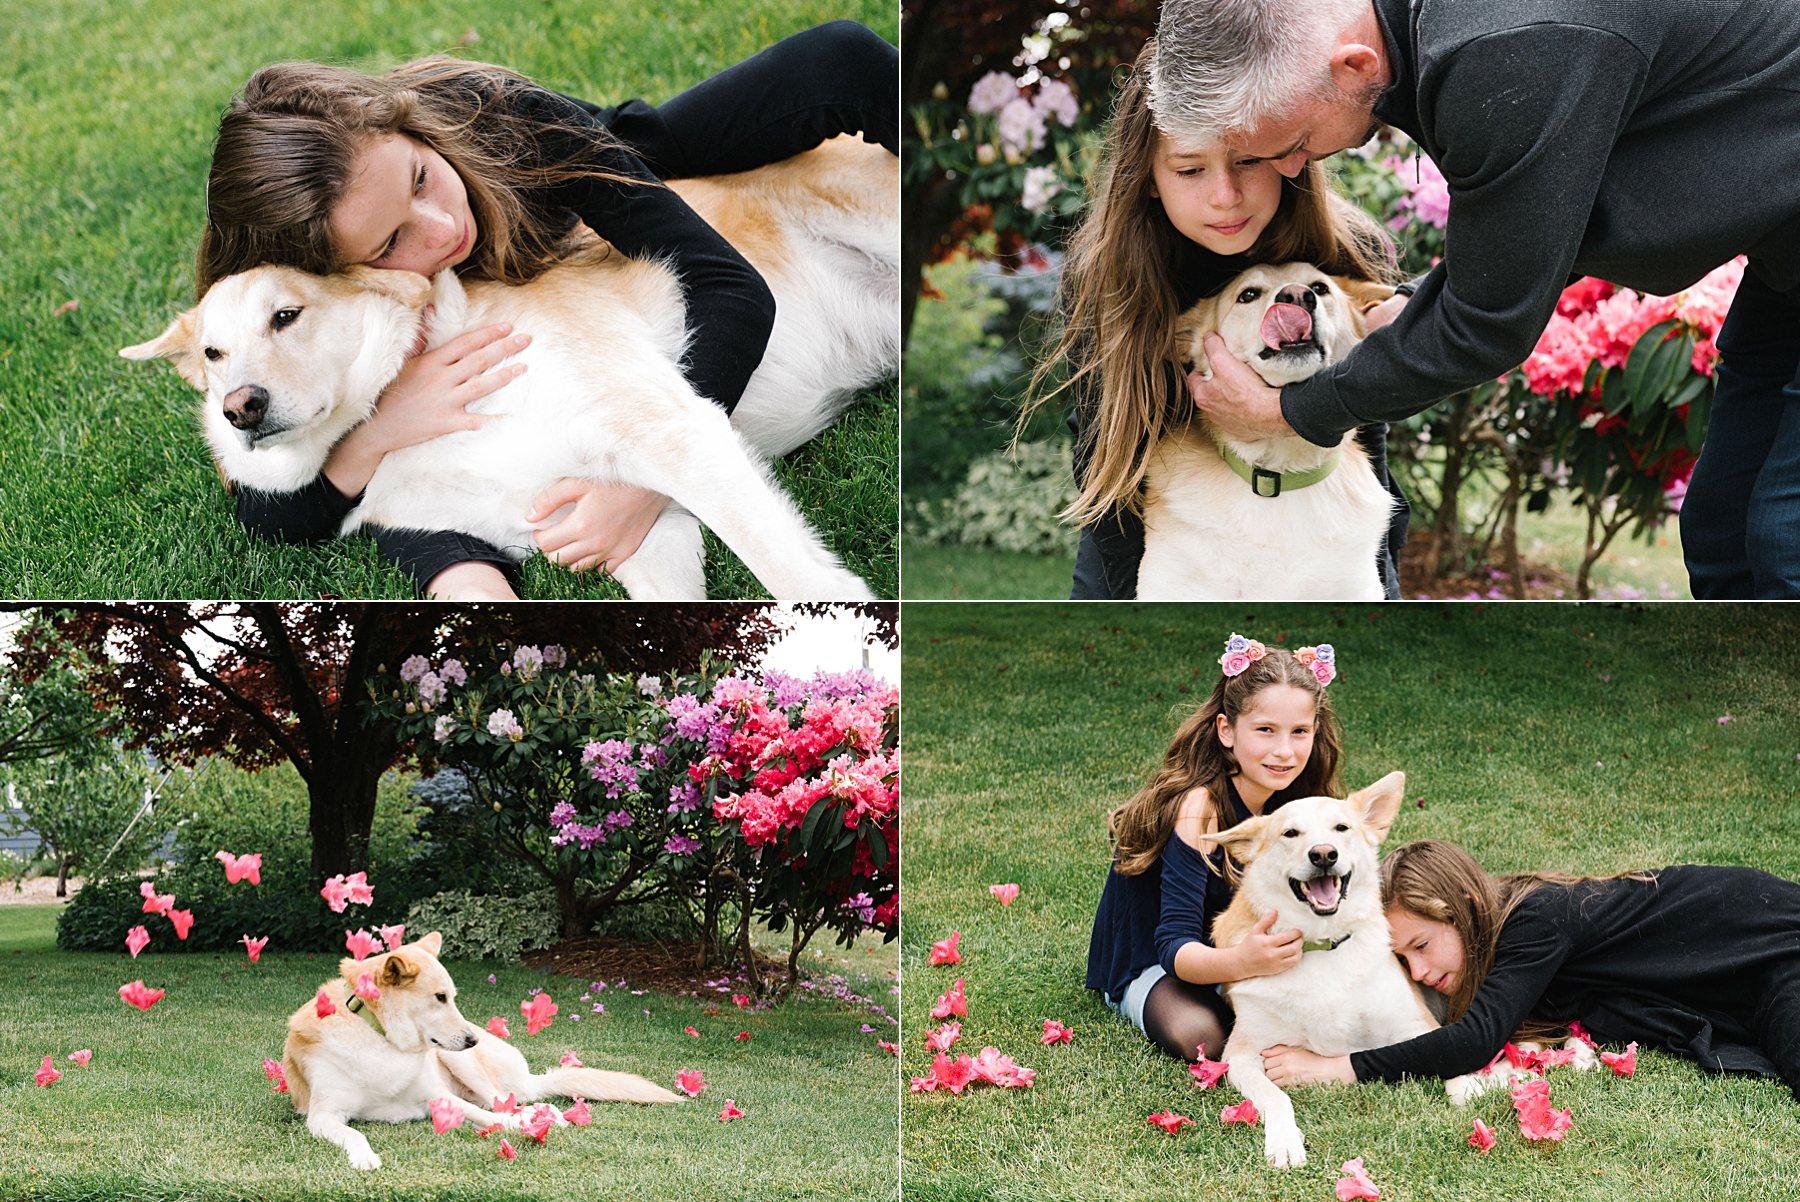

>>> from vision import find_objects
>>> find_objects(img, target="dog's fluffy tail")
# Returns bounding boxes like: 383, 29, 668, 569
533, 1066, 681, 1105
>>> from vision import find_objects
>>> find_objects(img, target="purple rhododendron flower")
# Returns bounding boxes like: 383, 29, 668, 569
439, 658, 467, 686
583, 739, 640, 798
542, 645, 566, 668
399, 655, 430, 683
668, 781, 701, 813
549, 802, 577, 828
664, 833, 700, 856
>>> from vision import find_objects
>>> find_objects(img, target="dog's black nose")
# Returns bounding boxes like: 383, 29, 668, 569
1275, 284, 1318, 312
222, 384, 270, 430
1308, 843, 1339, 869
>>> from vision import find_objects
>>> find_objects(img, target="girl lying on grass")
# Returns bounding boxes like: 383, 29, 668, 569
1023, 39, 1409, 601
199, 21, 895, 599
1261, 839, 1800, 1102
1086, 637, 1343, 1062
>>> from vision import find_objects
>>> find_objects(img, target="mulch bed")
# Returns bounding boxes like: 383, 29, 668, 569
1397, 539, 1578, 600
522, 935, 790, 997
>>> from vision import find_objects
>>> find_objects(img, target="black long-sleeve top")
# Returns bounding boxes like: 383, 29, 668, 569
1351, 866, 1800, 1093
1283, 0, 1800, 447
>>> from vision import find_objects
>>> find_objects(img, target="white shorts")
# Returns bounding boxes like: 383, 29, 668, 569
1104, 962, 1166, 1033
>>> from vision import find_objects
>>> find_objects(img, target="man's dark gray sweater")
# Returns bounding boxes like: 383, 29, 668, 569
1283, 0, 1800, 447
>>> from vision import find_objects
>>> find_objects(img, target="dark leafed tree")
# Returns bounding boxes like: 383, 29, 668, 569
6, 604, 783, 886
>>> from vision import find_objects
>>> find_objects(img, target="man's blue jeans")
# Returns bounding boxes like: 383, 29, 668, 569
1683, 266, 1800, 597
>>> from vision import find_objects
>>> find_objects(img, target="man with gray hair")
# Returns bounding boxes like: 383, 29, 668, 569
1158, 0, 1800, 599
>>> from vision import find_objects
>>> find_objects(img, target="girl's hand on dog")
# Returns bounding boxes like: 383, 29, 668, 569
323, 313, 530, 498
526, 479, 670, 576
1261, 1044, 1356, 1087
1235, 910, 1305, 977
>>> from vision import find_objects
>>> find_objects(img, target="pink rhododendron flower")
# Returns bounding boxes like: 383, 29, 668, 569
928, 931, 962, 966
520, 1113, 554, 1144
732, 994, 751, 1009
354, 973, 380, 1001
379, 924, 406, 952
487, 1017, 511, 1039
1469, 1118, 1496, 1153
989, 883, 1020, 905
683, 1026, 700, 1038
320, 876, 351, 912
492, 1092, 521, 1114
1511, 1078, 1574, 1141
970, 1046, 1034, 1088
560, 1051, 583, 1067
67, 1049, 92, 1067
1146, 1110, 1193, 1134
967, 70, 1019, 116
1190, 1054, 1230, 1089
1600, 1041, 1638, 1076
1336, 1158, 1381, 1201
926, 1021, 962, 1053
168, 909, 194, 940
1221, 1098, 1260, 1126
935, 1053, 981, 1094
521, 993, 557, 1035
1502, 1042, 1549, 1074
719, 1100, 745, 1121
125, 925, 150, 958
1717, 714, 1733, 725
497, 1139, 517, 1160
930, 978, 967, 1019
1041, 1019, 1073, 1045
345, 929, 382, 960
262, 1058, 288, 1092
1568, 1021, 1600, 1050
35, 1055, 61, 1087
430, 1096, 464, 1134
735, 1031, 752, 1042
1381, 153, 1449, 229
344, 872, 373, 905
119, 980, 164, 1010
139, 882, 175, 916
563, 1098, 592, 1126
215, 850, 262, 885
315, 989, 337, 1018
676, 1069, 708, 1096
241, 935, 268, 962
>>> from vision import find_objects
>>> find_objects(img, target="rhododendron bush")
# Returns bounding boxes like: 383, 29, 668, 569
375, 647, 896, 991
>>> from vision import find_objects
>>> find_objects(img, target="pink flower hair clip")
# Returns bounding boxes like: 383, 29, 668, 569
1218, 634, 1266, 677
1295, 644, 1337, 686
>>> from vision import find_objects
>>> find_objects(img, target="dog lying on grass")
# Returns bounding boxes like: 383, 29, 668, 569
283, 931, 677, 1171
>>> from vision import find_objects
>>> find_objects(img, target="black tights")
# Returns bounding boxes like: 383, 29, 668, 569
1141, 974, 1234, 1063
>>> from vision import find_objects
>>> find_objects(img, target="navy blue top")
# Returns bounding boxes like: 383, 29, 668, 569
1085, 779, 1262, 1005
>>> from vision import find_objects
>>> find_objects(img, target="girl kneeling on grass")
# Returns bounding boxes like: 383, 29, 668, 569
1086, 637, 1343, 1062
1023, 39, 1410, 601
1261, 839, 1800, 1101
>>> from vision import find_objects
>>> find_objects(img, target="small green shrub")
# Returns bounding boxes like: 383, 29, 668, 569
404, 888, 562, 963
913, 438, 1081, 555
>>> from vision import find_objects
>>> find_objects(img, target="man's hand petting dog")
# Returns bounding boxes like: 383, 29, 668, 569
1186, 333, 1297, 443
1260, 1044, 1357, 1087
527, 478, 671, 575
323, 314, 530, 499
1235, 910, 1305, 977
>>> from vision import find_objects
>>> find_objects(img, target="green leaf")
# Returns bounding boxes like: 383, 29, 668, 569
796, 798, 830, 852
863, 823, 888, 871
1621, 319, 1680, 411
1601, 366, 1628, 416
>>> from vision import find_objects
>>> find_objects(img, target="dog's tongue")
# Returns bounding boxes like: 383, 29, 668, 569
1303, 875, 1342, 909
1260, 303, 1314, 349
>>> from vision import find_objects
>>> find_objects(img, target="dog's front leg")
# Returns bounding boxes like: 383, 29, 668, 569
1225, 1054, 1307, 1169
607, 506, 706, 600
306, 1109, 381, 1171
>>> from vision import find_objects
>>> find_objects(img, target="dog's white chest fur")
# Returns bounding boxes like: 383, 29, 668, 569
1225, 936, 1429, 1057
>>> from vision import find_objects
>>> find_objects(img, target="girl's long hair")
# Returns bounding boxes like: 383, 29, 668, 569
1109, 647, 1343, 879
1023, 39, 1397, 528
1379, 840, 1656, 1041
198, 57, 646, 297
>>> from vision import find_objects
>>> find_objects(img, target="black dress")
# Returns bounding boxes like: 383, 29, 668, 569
1350, 866, 1800, 1102
232, 21, 898, 593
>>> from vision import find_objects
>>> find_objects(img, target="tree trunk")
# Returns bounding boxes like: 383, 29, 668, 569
56, 853, 68, 898
735, 890, 764, 996
1423, 395, 1471, 579
1501, 459, 1526, 599
305, 762, 385, 884
781, 911, 830, 1002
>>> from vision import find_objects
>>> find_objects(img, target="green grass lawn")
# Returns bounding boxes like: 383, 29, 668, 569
0, 0, 895, 599
901, 539, 1073, 600
901, 602, 1800, 1202
1, 904, 899, 1201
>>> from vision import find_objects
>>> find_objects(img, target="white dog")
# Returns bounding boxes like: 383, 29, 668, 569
1207, 773, 1594, 1169
1136, 263, 1399, 600
121, 135, 895, 600
283, 931, 678, 1171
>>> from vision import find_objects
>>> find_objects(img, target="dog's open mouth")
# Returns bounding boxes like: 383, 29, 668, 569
1289, 869, 1349, 915
1257, 302, 1325, 361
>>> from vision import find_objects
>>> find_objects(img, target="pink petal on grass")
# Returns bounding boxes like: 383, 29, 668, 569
927, 931, 962, 966
125, 926, 150, 958
1190, 1054, 1230, 1089
521, 993, 557, 1035
262, 1058, 288, 1092
1567, 1021, 1600, 1050
926, 1021, 962, 1053
1599, 1041, 1638, 1076
53, 299, 79, 317
35, 1055, 62, 1087
734, 1031, 752, 1042
486, 1017, 511, 1039
732, 994, 751, 1009
563, 1098, 592, 1126
119, 980, 164, 1011
1040, 1019, 1073, 1045
430, 1096, 464, 1134
379, 923, 406, 952
520, 1114, 553, 1145
989, 883, 1020, 906
354, 973, 381, 1002
719, 1099, 745, 1121
929, 978, 968, 1020
1146, 1110, 1193, 1134
491, 1092, 521, 1114
241, 935, 268, 962
878, 1040, 899, 1055
685, 1026, 701, 1038
345, 929, 382, 960
969, 1046, 1034, 1088
676, 1069, 707, 1096
1335, 1158, 1381, 1200
67, 1049, 92, 1067
560, 1052, 584, 1067
1468, 1118, 1496, 1153
1221, 1098, 1260, 1126
497, 1138, 517, 1160
315, 989, 337, 1019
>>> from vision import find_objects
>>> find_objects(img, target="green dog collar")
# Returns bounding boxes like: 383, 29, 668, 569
1215, 440, 1341, 498
1300, 932, 1353, 953
345, 991, 387, 1036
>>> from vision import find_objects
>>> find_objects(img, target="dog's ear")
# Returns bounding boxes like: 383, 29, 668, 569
1349, 770, 1407, 844
119, 308, 207, 390
415, 931, 443, 957
1331, 276, 1398, 336
1172, 294, 1219, 379
1206, 813, 1270, 861
341, 265, 433, 309
381, 952, 422, 988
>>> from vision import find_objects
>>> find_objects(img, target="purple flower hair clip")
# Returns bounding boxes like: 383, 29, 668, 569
1296, 644, 1337, 686
1218, 634, 1268, 678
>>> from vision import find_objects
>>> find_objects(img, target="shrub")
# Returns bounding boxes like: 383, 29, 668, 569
402, 888, 562, 964
912, 438, 1081, 555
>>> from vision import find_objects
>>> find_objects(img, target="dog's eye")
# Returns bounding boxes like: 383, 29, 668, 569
1282, 828, 1300, 838
1236, 287, 1262, 304
271, 307, 302, 331
1310, 282, 1330, 296
436, 992, 447, 1003
204, 347, 222, 361
1334, 824, 1349, 832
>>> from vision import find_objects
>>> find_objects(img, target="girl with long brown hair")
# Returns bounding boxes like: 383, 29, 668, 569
1086, 637, 1346, 1063
1023, 39, 1410, 600
1260, 839, 1800, 1103
200, 21, 896, 598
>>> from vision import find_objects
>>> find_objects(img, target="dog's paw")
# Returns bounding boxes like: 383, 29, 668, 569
1263, 1124, 1307, 1169
347, 1146, 382, 1172
1564, 1037, 1599, 1073
1445, 1071, 1498, 1106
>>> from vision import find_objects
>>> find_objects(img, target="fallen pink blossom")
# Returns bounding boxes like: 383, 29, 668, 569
1190, 1053, 1229, 1088
486, 1016, 511, 1039
676, 1069, 708, 1096
241, 935, 268, 962
125, 925, 150, 958
926, 1021, 962, 1053
1335, 1157, 1380, 1200
1146, 1110, 1193, 1134
1468, 1118, 1496, 1153
430, 1096, 464, 1134
354, 973, 381, 1002
67, 1049, 92, 1067
719, 1099, 745, 1121
1040, 1019, 1073, 1045
969, 1046, 1034, 1088
119, 980, 164, 1010
563, 1098, 592, 1126
521, 993, 557, 1035
1221, 1098, 1259, 1126
491, 1092, 521, 1114
262, 1058, 288, 1092
685, 1026, 701, 1038
560, 1052, 584, 1067
927, 931, 962, 966
35, 1055, 61, 1087
1599, 1041, 1638, 1076
315, 989, 337, 1018
989, 883, 1020, 906
929, 978, 967, 1020
497, 1138, 517, 1160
